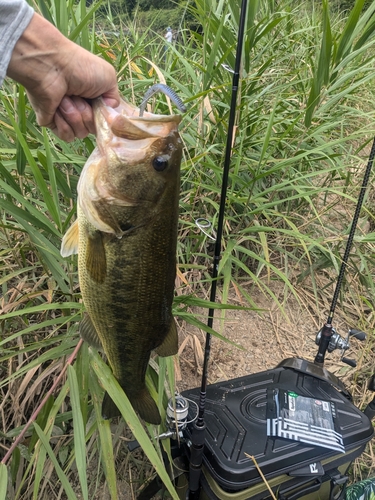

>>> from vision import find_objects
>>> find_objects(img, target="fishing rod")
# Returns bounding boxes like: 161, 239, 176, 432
186, 0, 249, 498
314, 136, 375, 367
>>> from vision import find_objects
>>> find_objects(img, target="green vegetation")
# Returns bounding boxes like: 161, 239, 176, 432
1, 0, 375, 498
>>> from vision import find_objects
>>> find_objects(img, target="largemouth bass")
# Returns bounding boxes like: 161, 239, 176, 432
61, 97, 182, 424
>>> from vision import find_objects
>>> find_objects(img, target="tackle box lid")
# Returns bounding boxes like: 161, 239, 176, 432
182, 363, 373, 491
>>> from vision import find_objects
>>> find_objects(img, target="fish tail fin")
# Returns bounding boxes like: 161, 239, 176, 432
102, 388, 161, 425
102, 391, 121, 419
132, 388, 161, 425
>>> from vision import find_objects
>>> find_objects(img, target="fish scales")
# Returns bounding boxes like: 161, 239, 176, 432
61, 97, 182, 424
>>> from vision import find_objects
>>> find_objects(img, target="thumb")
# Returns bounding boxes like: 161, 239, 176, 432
101, 87, 121, 109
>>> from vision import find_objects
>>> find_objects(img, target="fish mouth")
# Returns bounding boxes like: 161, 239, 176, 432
95, 97, 181, 141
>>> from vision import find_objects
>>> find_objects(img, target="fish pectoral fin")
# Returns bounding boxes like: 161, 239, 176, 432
80, 313, 103, 350
86, 231, 107, 283
60, 220, 79, 257
155, 319, 178, 357
102, 387, 161, 425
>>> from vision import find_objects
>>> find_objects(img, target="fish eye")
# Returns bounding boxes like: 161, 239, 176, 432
152, 156, 169, 172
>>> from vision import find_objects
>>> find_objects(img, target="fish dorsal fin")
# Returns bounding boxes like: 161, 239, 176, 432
80, 313, 103, 350
86, 231, 107, 283
155, 319, 178, 357
60, 220, 79, 257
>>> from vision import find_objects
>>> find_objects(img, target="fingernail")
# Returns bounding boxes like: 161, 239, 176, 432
60, 97, 74, 113
76, 99, 87, 112
103, 97, 120, 108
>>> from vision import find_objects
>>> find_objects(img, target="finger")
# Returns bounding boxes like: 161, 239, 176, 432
58, 96, 93, 138
52, 110, 75, 142
69, 96, 95, 135
102, 96, 120, 109
102, 86, 121, 108
25, 92, 56, 129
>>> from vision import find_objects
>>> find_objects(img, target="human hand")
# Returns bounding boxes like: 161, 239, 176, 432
7, 13, 120, 142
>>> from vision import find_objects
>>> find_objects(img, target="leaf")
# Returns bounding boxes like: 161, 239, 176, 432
0, 302, 82, 321
0, 182, 60, 236
177, 311, 244, 349
0, 464, 8, 500
16, 86, 26, 176
305, 0, 332, 127
68, 366, 88, 500
173, 295, 252, 310
0, 96, 61, 226
334, 0, 366, 65
0, 161, 21, 194
75, 342, 90, 425
345, 478, 375, 500
68, 2, 103, 44
32, 382, 71, 500
90, 373, 118, 500
89, 350, 180, 500
42, 128, 62, 230
33, 423, 79, 500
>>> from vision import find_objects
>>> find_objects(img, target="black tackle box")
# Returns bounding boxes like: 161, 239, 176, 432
181, 359, 374, 500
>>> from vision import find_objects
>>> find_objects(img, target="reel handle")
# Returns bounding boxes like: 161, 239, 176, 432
127, 439, 140, 452
342, 357, 356, 368
349, 329, 366, 341
364, 400, 375, 420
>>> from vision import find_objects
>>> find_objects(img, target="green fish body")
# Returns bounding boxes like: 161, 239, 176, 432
61, 98, 182, 424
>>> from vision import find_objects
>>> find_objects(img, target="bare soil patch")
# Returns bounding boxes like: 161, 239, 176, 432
177, 282, 367, 393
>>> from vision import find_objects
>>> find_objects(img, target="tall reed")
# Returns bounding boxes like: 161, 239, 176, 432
1, 0, 375, 498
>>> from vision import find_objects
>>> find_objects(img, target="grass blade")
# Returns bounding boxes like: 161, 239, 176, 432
67, 365, 88, 500
305, 0, 332, 127
89, 350, 179, 500
32, 381, 70, 500
90, 373, 118, 500
42, 128, 62, 230
0, 96, 62, 228
33, 422, 79, 500
15, 86, 26, 176
334, 0, 365, 64
0, 464, 8, 500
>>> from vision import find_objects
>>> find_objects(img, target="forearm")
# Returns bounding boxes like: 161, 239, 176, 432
0, 0, 34, 85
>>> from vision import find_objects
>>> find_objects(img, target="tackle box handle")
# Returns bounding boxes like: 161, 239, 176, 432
278, 468, 348, 500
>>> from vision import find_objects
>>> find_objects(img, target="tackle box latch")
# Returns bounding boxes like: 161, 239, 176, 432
328, 469, 349, 500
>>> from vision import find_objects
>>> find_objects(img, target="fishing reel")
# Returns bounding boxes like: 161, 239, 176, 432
159, 394, 192, 440
315, 327, 366, 367
127, 394, 195, 451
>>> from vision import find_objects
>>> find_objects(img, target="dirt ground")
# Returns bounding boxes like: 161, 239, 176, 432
176, 283, 364, 393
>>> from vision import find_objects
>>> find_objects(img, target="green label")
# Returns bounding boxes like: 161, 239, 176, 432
288, 391, 298, 398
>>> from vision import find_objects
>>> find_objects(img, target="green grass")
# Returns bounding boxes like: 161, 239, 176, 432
2, 0, 375, 498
